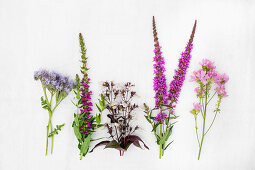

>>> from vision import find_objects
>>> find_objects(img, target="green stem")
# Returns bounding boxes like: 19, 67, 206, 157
50, 118, 53, 154
162, 142, 165, 157
52, 100, 61, 113
204, 110, 218, 136
159, 124, 162, 159
46, 124, 49, 155
194, 115, 200, 146
198, 85, 208, 160
207, 91, 216, 105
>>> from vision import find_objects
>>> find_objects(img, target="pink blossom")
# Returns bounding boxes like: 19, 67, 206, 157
190, 71, 197, 82
216, 85, 228, 97
214, 73, 229, 85
200, 59, 216, 70
190, 70, 210, 85
194, 87, 199, 94
193, 103, 202, 111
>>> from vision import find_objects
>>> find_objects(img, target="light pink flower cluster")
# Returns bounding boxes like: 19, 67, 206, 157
190, 59, 229, 98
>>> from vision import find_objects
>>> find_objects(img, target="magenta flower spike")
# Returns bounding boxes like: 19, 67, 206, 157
152, 17, 168, 108
168, 20, 196, 107
72, 33, 106, 160
144, 16, 197, 159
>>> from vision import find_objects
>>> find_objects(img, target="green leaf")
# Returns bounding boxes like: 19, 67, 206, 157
48, 123, 65, 137
99, 99, 104, 107
96, 104, 101, 113
152, 123, 159, 132
81, 134, 91, 155
71, 100, 76, 106
73, 125, 82, 140
76, 91, 80, 100
144, 115, 151, 124
100, 95, 105, 105
78, 98, 82, 105
74, 114, 79, 125
95, 114, 100, 124
159, 126, 173, 145
165, 126, 173, 142
169, 115, 179, 119
102, 105, 107, 111
40, 96, 51, 111
164, 141, 173, 150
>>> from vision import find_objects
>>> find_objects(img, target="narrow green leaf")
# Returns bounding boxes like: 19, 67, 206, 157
73, 125, 82, 140
99, 99, 104, 107
152, 123, 159, 132
144, 115, 151, 123
96, 114, 100, 124
74, 114, 79, 125
96, 104, 101, 112
164, 141, 173, 150
159, 126, 172, 145
81, 134, 91, 155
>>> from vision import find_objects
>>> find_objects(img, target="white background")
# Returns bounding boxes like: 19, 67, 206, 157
0, 0, 254, 169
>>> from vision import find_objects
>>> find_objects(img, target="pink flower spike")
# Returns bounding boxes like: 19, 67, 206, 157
193, 103, 202, 111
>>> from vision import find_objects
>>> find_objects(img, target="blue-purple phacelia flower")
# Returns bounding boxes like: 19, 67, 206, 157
34, 69, 75, 96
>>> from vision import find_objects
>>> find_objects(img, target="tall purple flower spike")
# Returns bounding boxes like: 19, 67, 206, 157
168, 20, 197, 107
152, 16, 168, 109
79, 33, 93, 135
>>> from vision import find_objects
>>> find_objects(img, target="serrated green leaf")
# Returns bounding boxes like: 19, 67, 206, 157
48, 123, 65, 137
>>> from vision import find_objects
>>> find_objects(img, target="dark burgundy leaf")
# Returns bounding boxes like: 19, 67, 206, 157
133, 140, 142, 149
89, 141, 110, 153
105, 140, 125, 152
125, 135, 149, 150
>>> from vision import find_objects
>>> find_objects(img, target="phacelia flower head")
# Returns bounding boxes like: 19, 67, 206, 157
34, 69, 75, 96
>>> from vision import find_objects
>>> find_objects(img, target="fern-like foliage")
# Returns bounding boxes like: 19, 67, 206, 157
48, 124, 65, 137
